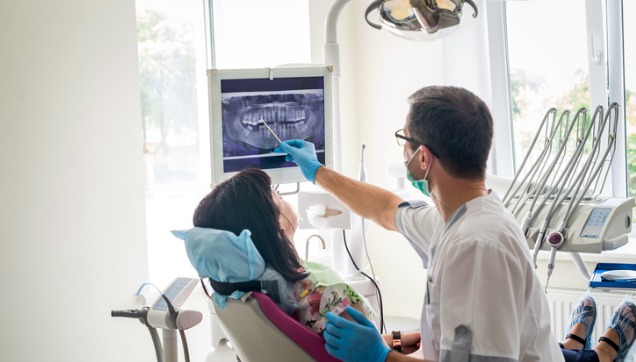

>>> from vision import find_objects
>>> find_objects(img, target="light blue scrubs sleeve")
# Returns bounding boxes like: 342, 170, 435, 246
395, 200, 440, 268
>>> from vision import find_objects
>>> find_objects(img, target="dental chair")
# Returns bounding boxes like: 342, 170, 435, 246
214, 291, 339, 362
173, 227, 339, 361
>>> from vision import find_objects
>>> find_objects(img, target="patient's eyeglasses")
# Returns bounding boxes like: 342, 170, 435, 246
394, 129, 440, 159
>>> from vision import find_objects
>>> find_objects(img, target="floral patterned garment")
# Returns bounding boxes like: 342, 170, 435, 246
291, 260, 373, 334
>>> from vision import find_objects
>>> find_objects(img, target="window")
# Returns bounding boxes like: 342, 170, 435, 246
487, 0, 635, 254
492, 0, 630, 199
135, 0, 312, 284
506, 0, 589, 161
211, 0, 311, 69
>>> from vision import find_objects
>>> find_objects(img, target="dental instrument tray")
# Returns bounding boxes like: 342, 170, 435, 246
590, 263, 636, 290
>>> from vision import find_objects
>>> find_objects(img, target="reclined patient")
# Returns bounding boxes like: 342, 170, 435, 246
173, 168, 373, 334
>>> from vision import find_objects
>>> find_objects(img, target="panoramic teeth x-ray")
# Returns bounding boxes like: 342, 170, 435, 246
224, 92, 323, 150
217, 74, 328, 174
222, 90, 325, 152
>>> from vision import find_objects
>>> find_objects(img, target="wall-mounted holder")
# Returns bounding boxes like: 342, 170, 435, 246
298, 191, 351, 230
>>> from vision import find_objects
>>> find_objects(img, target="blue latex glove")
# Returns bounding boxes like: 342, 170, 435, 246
273, 139, 324, 184
324, 306, 391, 362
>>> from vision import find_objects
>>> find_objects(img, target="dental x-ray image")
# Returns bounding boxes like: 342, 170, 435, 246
220, 76, 326, 172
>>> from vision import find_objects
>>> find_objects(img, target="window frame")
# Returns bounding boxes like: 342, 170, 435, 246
606, 0, 628, 197
487, 0, 628, 198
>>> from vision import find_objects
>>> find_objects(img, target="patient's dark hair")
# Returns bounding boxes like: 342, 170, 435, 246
193, 168, 307, 282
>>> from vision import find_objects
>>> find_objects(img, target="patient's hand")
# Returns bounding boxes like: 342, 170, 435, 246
382, 330, 421, 354
324, 306, 392, 362
338, 302, 367, 323
400, 331, 421, 354
343, 305, 422, 355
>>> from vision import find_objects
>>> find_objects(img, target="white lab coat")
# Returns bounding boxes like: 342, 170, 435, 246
396, 192, 564, 361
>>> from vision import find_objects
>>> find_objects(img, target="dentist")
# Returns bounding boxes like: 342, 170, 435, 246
275, 86, 565, 361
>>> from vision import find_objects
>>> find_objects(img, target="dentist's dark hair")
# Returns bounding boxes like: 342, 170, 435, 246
193, 168, 307, 282
407, 85, 493, 179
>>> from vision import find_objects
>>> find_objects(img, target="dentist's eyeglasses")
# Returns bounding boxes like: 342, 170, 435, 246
394, 129, 440, 159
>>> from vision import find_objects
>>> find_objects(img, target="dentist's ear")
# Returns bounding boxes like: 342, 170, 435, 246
420, 146, 435, 169
415, 146, 427, 170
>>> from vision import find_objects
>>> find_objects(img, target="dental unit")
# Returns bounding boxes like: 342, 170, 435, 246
502, 103, 635, 288
111, 278, 202, 362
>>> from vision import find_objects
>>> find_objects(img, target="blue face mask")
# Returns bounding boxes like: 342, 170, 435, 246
405, 148, 431, 196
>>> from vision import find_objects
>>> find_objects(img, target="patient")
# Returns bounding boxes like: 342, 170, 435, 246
188, 167, 372, 334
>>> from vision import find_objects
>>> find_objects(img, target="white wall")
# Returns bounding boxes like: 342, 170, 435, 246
0, 1, 150, 360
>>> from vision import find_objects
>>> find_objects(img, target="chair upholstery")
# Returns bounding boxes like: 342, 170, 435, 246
214, 291, 339, 362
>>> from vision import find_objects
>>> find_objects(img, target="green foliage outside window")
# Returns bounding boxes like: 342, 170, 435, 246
510, 70, 636, 198
137, 10, 198, 154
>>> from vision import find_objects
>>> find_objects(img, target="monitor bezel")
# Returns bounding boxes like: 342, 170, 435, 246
207, 66, 334, 185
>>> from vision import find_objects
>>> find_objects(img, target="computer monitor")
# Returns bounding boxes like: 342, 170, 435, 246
207, 66, 333, 185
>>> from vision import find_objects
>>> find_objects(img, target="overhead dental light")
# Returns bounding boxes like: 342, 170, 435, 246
365, 0, 479, 40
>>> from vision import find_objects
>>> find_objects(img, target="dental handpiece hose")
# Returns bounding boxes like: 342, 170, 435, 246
112, 308, 163, 362
359, 144, 367, 182
532, 220, 547, 267
112, 308, 149, 320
